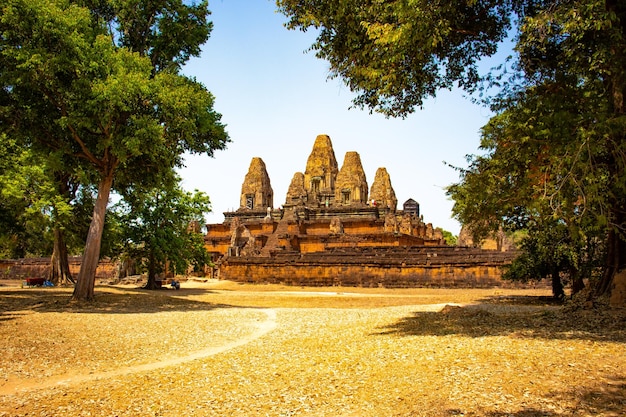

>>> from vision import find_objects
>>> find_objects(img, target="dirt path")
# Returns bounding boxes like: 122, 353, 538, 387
0, 308, 277, 395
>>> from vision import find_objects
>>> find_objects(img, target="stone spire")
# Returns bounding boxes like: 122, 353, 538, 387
285, 172, 307, 206
369, 167, 397, 211
304, 134, 339, 203
335, 151, 368, 206
240, 157, 273, 210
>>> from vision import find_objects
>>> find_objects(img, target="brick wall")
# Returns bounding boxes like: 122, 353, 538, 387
0, 257, 117, 280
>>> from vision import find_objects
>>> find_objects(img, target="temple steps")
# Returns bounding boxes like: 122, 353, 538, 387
258, 211, 295, 257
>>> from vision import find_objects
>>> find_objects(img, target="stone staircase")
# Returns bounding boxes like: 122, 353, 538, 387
259, 210, 294, 257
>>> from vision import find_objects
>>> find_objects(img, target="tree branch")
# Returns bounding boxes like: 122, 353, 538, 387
37, 76, 104, 170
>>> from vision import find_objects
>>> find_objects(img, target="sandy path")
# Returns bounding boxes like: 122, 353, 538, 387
0, 308, 277, 395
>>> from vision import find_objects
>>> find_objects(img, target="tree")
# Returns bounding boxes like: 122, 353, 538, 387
447, 80, 608, 297
0, 135, 28, 258
502, 219, 602, 299
46, 170, 78, 285
277, 0, 513, 118
438, 229, 458, 246
0, 135, 115, 284
0, 0, 229, 300
277, 0, 626, 302
117, 175, 212, 290
0, 137, 55, 258
0, 141, 101, 285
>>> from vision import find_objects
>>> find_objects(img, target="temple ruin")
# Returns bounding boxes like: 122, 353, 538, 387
204, 134, 515, 287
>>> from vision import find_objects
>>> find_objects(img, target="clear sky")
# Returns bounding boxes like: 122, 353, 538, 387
179, 0, 499, 235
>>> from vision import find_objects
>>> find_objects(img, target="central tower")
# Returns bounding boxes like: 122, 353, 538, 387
303, 134, 339, 207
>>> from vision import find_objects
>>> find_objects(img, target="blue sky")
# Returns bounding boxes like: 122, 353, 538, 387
180, 0, 500, 235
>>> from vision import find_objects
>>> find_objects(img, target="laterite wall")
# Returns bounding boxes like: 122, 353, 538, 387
0, 257, 117, 280
218, 260, 507, 288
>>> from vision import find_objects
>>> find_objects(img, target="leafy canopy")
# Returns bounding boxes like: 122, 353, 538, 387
1, 0, 229, 183
0, 0, 229, 299
277, 0, 513, 117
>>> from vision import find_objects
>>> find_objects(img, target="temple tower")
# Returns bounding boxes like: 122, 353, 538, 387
335, 151, 368, 206
240, 157, 273, 210
403, 198, 420, 217
304, 134, 339, 207
285, 172, 307, 206
369, 167, 397, 211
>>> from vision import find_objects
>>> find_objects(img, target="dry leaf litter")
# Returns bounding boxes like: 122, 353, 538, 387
0, 280, 624, 416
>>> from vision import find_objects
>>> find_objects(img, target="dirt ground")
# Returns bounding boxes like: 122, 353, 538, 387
0, 279, 625, 416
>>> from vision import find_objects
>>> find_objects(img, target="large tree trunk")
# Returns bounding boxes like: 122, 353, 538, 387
50, 227, 74, 285
596, 0, 626, 304
72, 172, 114, 301
144, 250, 160, 290
570, 265, 585, 296
595, 208, 626, 298
50, 173, 76, 286
551, 269, 565, 300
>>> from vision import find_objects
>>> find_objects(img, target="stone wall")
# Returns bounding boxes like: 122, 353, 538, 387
0, 257, 117, 281
218, 246, 517, 288
219, 261, 507, 288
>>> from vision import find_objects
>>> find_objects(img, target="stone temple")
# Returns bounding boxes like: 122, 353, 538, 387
204, 134, 514, 287
206, 134, 443, 256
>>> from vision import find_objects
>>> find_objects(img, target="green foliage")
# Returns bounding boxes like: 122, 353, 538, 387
1, 0, 227, 172
502, 218, 603, 298
117, 175, 212, 284
439, 229, 458, 246
0, 0, 228, 298
277, 0, 513, 117
112, 0, 212, 72
0, 137, 63, 257
0, 135, 121, 259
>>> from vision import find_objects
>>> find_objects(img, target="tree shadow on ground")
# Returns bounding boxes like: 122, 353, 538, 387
482, 294, 564, 306
376, 295, 626, 343
446, 374, 626, 416
0, 286, 236, 318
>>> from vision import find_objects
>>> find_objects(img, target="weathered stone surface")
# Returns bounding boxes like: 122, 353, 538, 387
229, 216, 243, 246
304, 134, 338, 201
403, 198, 420, 217
240, 157, 273, 210
330, 217, 344, 234
0, 257, 116, 281
457, 226, 474, 247
285, 172, 307, 206
384, 213, 398, 233
217, 136, 448, 258
335, 151, 368, 206
369, 167, 397, 211
424, 223, 436, 239
229, 217, 260, 256
399, 213, 414, 235
219, 246, 518, 288
458, 225, 516, 251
